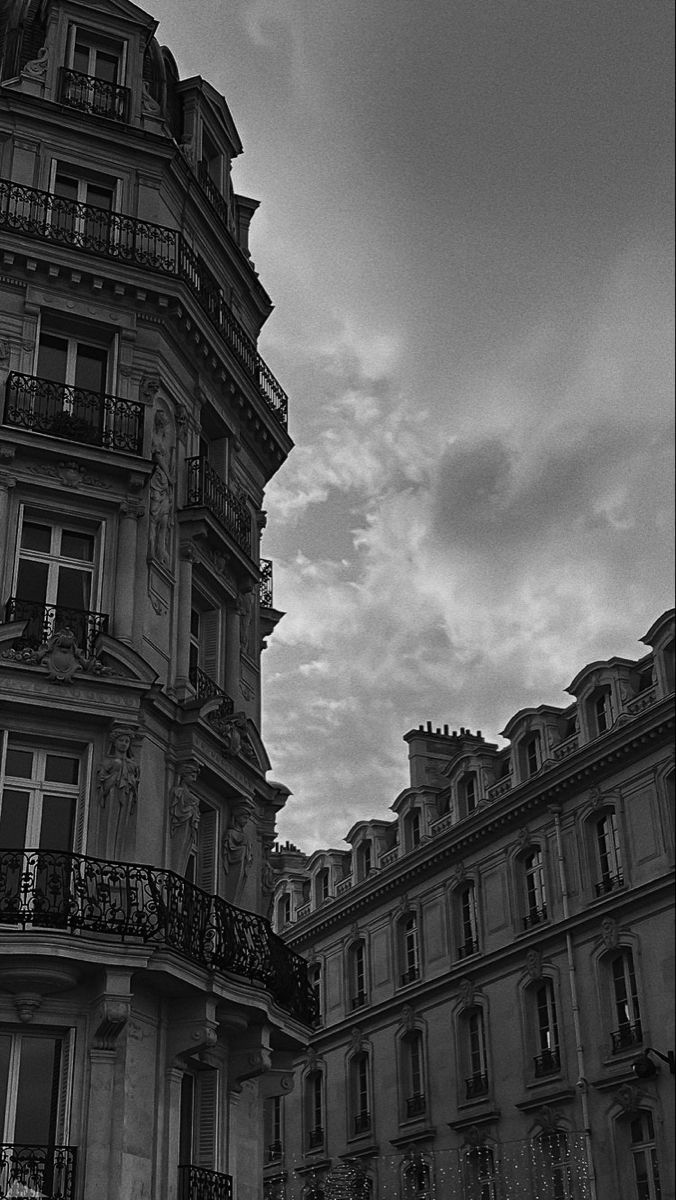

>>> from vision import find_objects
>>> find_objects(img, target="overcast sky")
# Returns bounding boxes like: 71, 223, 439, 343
154, 0, 674, 852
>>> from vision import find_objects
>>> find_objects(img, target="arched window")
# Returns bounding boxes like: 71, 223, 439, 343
532, 980, 561, 1076
462, 1008, 489, 1099
306, 1072, 324, 1150
594, 811, 624, 895
350, 1052, 371, 1135
523, 847, 548, 928
401, 1029, 426, 1118
399, 913, 420, 985
349, 941, 367, 1010
628, 1111, 662, 1200
463, 1146, 498, 1200
609, 950, 642, 1052
457, 882, 480, 959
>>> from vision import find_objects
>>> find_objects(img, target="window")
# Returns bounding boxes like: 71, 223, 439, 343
350, 1053, 370, 1135
523, 847, 548, 928
276, 892, 291, 929
314, 867, 330, 907
306, 1073, 324, 1149
457, 882, 479, 958
350, 941, 367, 1010
0, 743, 80, 853
463, 1009, 489, 1099
62, 28, 129, 120
10, 511, 103, 652
309, 963, 322, 1023
533, 981, 560, 1076
463, 1147, 498, 1200
464, 773, 478, 815
408, 810, 422, 848
629, 1111, 662, 1200
0, 1028, 71, 1179
178, 1069, 219, 1172
400, 913, 420, 985
50, 165, 118, 249
357, 840, 372, 881
524, 734, 541, 777
593, 690, 612, 735
402, 1030, 426, 1118
189, 597, 223, 696
403, 1157, 431, 1200
536, 1133, 574, 1200
595, 811, 623, 895
610, 951, 642, 1052
264, 1096, 283, 1162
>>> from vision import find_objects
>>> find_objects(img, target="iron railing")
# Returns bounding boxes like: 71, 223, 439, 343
307, 1128, 324, 1150
534, 1048, 561, 1077
197, 162, 233, 233
400, 966, 419, 986
351, 991, 367, 1010
4, 371, 144, 455
59, 68, 131, 122
0, 849, 317, 1026
0, 179, 289, 427
595, 873, 624, 897
185, 457, 252, 556
178, 1165, 233, 1200
259, 559, 274, 608
406, 1093, 426, 1118
5, 597, 109, 656
267, 1142, 283, 1163
0, 1143, 76, 1200
188, 664, 234, 712
612, 1022, 643, 1053
458, 938, 479, 959
523, 906, 548, 930
465, 1072, 489, 1099
353, 1113, 371, 1135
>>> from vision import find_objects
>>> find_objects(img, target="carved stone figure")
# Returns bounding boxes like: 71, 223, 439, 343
601, 916, 619, 950
22, 46, 48, 78
96, 726, 141, 858
526, 948, 543, 981
33, 627, 89, 683
170, 761, 201, 872
222, 806, 254, 902
147, 407, 175, 566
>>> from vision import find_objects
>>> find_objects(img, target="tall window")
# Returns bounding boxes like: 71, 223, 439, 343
463, 1147, 498, 1200
276, 892, 291, 929
464, 773, 478, 815
12, 513, 102, 650
610, 951, 642, 1052
357, 840, 372, 880
629, 1112, 662, 1200
0, 743, 81, 853
189, 598, 222, 694
178, 1068, 218, 1171
350, 942, 367, 1010
351, 1053, 370, 1135
406, 810, 422, 850
400, 913, 420, 985
458, 883, 479, 958
402, 1030, 426, 1118
595, 811, 623, 895
536, 1133, 574, 1200
464, 1009, 489, 1099
307, 1073, 323, 1149
51, 167, 117, 249
314, 868, 330, 907
593, 690, 612, 735
524, 734, 541, 777
0, 1029, 69, 1155
63, 29, 128, 120
264, 1095, 283, 1161
523, 847, 547, 927
533, 981, 560, 1075
403, 1157, 431, 1200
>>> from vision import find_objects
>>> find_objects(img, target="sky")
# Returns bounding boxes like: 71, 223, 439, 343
153, 0, 674, 852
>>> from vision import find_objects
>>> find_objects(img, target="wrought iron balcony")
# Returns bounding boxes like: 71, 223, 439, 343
406, 1093, 426, 1118
197, 162, 234, 233
594, 872, 624, 897
0, 1142, 76, 1200
458, 938, 479, 959
178, 1164, 233, 1200
534, 1048, 561, 1077
185, 457, 252, 556
4, 371, 144, 455
354, 1112, 371, 1135
465, 1072, 489, 1100
0, 179, 289, 427
259, 559, 274, 608
188, 663, 234, 713
59, 67, 130, 121
0, 848, 317, 1027
5, 597, 109, 657
523, 906, 548, 930
308, 1128, 324, 1150
612, 1021, 643, 1053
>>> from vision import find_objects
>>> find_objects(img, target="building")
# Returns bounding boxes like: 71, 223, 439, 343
269, 612, 675, 1200
0, 2, 315, 1197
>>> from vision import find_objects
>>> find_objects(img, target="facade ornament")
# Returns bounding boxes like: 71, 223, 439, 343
615, 1085, 643, 1116
536, 1105, 561, 1133
96, 725, 141, 859
526, 948, 543, 981
222, 802, 254, 903
141, 80, 161, 115
600, 917, 619, 950
463, 1125, 487, 1149
458, 978, 475, 1009
350, 922, 360, 944
306, 1047, 319, 1072
32, 627, 91, 683
26, 461, 112, 490
147, 405, 175, 566
169, 760, 201, 873
140, 374, 160, 404
451, 860, 467, 887
396, 893, 411, 918
22, 46, 48, 78
239, 677, 255, 702
350, 1026, 363, 1053
401, 1004, 416, 1033
515, 826, 531, 853
261, 841, 276, 918
256, 509, 268, 534
14, 993, 41, 1023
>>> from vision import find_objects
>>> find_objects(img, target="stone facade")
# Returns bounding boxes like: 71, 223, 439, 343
269, 612, 675, 1200
0, 3, 313, 1198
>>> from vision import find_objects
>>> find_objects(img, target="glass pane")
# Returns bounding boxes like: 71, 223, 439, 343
16, 558, 49, 603
39, 794, 76, 852
74, 344, 107, 393
86, 183, 114, 212
14, 1035, 60, 1144
73, 42, 90, 75
55, 566, 91, 611
37, 334, 68, 385
45, 755, 79, 785
54, 173, 79, 203
0, 789, 29, 848
5, 749, 34, 779
20, 522, 52, 553
95, 50, 119, 84
60, 529, 95, 562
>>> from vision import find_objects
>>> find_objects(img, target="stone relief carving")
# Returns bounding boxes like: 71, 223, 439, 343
600, 916, 619, 950
526, 948, 543, 981
458, 978, 475, 1008
96, 725, 141, 859
17, 628, 114, 684
26, 461, 112, 490
22, 46, 48, 78
170, 760, 201, 873
615, 1085, 642, 1116
222, 803, 254, 903
147, 405, 175, 567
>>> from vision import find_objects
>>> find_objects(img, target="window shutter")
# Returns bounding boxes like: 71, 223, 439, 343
194, 1068, 218, 1168
72, 745, 92, 855
197, 807, 217, 894
55, 1029, 75, 1144
200, 610, 221, 683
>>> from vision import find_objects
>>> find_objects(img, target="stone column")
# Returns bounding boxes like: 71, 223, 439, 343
114, 500, 143, 643
175, 544, 194, 697
224, 601, 240, 701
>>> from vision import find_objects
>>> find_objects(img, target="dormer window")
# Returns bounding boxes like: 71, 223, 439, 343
594, 691, 612, 734
61, 28, 129, 122
357, 841, 372, 881
314, 867, 330, 907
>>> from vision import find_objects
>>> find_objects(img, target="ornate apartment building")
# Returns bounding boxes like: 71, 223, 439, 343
0, 2, 315, 1198
269, 612, 675, 1200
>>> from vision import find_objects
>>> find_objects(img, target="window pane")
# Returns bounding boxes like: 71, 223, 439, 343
45, 755, 79, 785
20, 522, 52, 553
16, 558, 49, 603
55, 566, 91, 611
14, 1035, 61, 1144
87, 183, 114, 211
74, 344, 107, 393
37, 334, 68, 385
60, 529, 95, 562
54, 173, 79, 203
0, 789, 29, 847
95, 50, 119, 84
73, 42, 90, 74
5, 749, 34, 778
40, 794, 76, 852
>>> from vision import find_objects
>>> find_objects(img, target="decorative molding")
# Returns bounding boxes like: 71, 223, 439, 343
525, 948, 543, 981
25, 460, 112, 490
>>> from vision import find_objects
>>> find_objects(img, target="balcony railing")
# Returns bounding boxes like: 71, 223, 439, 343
458, 938, 479, 959
266, 1142, 283, 1163
308, 1128, 324, 1150
4, 371, 144, 455
406, 1093, 426, 1118
189, 663, 234, 713
59, 67, 131, 122
534, 1048, 561, 1077
351, 991, 367, 1010
523, 906, 548, 930
465, 1072, 489, 1100
178, 1165, 233, 1200
185, 457, 251, 556
595, 873, 624, 897
5, 597, 109, 657
611, 1022, 643, 1053
0, 179, 289, 427
0, 848, 317, 1026
400, 967, 419, 986
259, 559, 274, 608
197, 162, 233, 233
0, 1143, 76, 1200
354, 1113, 371, 1135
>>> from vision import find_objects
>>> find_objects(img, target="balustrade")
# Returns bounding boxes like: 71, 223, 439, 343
5, 597, 109, 657
4, 371, 144, 455
178, 1165, 233, 1200
534, 1049, 561, 1077
611, 1022, 643, 1053
59, 68, 130, 121
0, 1142, 76, 1200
